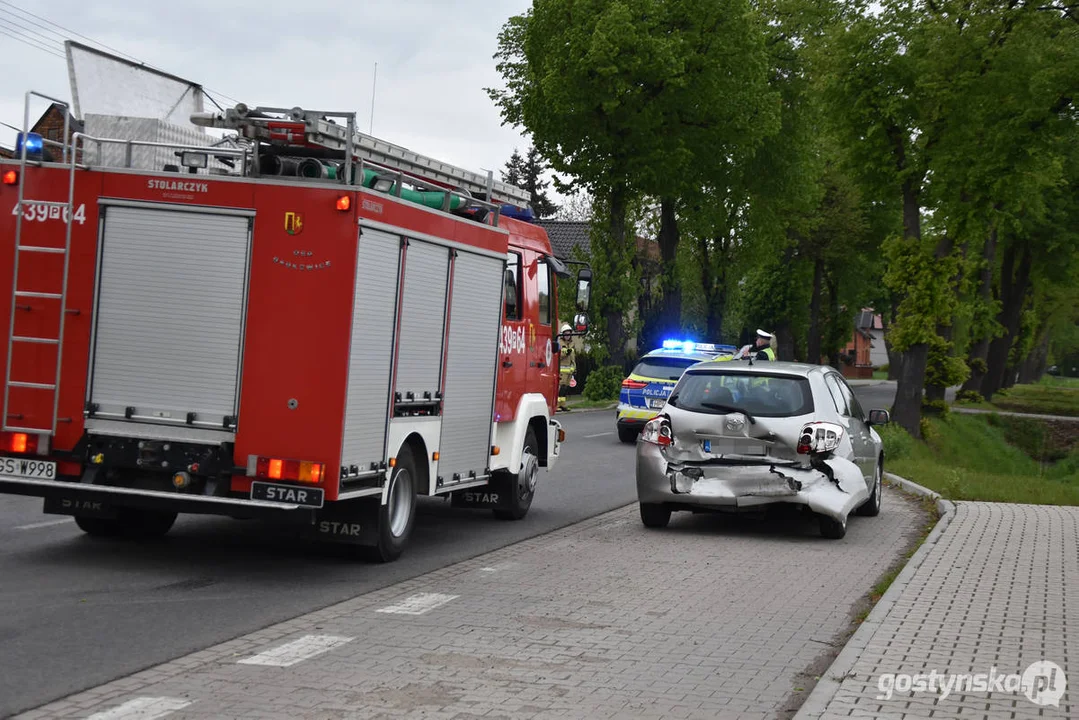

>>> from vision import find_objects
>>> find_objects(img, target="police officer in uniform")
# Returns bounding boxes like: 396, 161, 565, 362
752, 329, 777, 361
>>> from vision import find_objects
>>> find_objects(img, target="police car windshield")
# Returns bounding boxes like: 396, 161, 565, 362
633, 356, 698, 381
671, 371, 814, 418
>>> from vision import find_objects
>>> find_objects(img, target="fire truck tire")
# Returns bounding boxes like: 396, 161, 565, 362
364, 448, 418, 563
493, 426, 538, 521
74, 509, 177, 539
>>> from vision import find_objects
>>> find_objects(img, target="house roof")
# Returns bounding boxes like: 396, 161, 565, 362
535, 220, 591, 260
856, 309, 883, 330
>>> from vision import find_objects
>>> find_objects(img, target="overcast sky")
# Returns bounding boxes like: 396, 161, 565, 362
0, 0, 544, 193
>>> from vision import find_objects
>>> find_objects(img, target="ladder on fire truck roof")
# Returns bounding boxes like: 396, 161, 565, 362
3, 91, 77, 436
189, 104, 534, 209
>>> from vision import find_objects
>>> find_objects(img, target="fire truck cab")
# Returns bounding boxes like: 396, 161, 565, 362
0, 91, 592, 562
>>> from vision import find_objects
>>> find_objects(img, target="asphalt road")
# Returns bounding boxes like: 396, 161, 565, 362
0, 382, 900, 717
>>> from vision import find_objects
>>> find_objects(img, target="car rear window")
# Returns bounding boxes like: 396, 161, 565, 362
669, 370, 814, 417
632, 356, 699, 381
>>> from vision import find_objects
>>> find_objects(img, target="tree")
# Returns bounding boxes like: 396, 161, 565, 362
488, 0, 774, 365
522, 146, 559, 219
501, 148, 525, 188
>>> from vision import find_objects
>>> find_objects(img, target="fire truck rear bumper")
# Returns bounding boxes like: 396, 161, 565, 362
0, 474, 317, 519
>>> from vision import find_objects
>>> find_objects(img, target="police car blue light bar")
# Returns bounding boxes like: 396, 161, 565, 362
661, 339, 737, 354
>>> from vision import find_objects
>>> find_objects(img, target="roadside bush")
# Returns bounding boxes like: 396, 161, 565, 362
878, 422, 916, 462
956, 389, 983, 404
922, 398, 950, 417
583, 365, 624, 401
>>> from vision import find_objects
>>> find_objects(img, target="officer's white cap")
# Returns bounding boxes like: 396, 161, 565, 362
756, 329, 774, 339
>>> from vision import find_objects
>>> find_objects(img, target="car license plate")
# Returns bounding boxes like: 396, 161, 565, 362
250, 481, 324, 508
701, 440, 766, 455
648, 397, 666, 409
0, 456, 56, 479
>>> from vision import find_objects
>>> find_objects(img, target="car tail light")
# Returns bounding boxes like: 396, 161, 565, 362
2, 431, 40, 455
254, 456, 324, 483
797, 422, 844, 454
622, 378, 648, 389
640, 416, 673, 447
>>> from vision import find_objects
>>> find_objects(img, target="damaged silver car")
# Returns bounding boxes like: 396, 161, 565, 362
635, 361, 890, 539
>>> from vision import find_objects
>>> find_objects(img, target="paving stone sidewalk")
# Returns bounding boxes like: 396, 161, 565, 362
14, 490, 925, 720
796, 500, 1077, 720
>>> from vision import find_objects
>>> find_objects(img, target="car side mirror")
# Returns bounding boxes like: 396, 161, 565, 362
867, 409, 890, 426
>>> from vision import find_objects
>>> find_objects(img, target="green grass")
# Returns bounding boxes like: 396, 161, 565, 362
872, 370, 890, 380
878, 414, 1079, 505
954, 376, 1079, 417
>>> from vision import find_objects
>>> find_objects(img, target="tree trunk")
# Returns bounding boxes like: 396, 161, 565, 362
984, 243, 1032, 401
925, 236, 961, 403
657, 198, 681, 339
700, 235, 729, 341
825, 275, 842, 370
807, 255, 824, 364
892, 179, 926, 438
605, 184, 629, 369
961, 225, 998, 395
1018, 330, 1050, 385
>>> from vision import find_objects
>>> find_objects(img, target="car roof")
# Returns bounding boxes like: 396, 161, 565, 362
639, 347, 731, 363
683, 359, 828, 377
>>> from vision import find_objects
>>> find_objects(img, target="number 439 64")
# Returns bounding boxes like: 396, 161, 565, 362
10, 201, 86, 225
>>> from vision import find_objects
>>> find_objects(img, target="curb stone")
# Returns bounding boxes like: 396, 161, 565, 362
792, 472, 956, 720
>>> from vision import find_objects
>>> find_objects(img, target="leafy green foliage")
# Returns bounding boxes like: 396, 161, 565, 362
583, 365, 624, 401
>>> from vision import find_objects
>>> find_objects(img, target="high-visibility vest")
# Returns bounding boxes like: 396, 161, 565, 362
761, 346, 776, 361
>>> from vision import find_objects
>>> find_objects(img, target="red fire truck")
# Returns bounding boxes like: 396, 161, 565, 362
0, 91, 592, 562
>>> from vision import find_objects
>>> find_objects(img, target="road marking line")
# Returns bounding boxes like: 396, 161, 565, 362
237, 634, 353, 667
584, 432, 613, 438
376, 592, 459, 615
13, 518, 74, 531
87, 697, 192, 720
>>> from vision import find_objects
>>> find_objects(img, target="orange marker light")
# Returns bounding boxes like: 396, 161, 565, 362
12, 433, 28, 453
336, 194, 351, 211
2, 170, 17, 185
268, 458, 283, 479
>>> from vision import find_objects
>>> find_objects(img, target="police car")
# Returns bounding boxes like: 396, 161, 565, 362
616, 340, 736, 443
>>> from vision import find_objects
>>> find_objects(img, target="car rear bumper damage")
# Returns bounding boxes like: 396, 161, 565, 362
0, 474, 317, 519
636, 443, 868, 522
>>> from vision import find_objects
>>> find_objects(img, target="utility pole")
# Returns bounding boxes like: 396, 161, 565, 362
369, 62, 377, 135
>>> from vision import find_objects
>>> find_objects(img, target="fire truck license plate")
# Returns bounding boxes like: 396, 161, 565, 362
0, 457, 56, 479
250, 481, 324, 508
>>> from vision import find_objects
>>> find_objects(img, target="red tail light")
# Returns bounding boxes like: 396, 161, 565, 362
2, 170, 17, 185
255, 456, 325, 484
2, 432, 38, 454
622, 379, 648, 389
640, 416, 673, 447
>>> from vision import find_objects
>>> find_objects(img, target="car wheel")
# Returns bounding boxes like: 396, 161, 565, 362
617, 426, 638, 444
75, 509, 176, 539
856, 461, 883, 517
362, 448, 418, 563
493, 426, 539, 521
639, 502, 671, 528
818, 513, 847, 539
74, 515, 123, 537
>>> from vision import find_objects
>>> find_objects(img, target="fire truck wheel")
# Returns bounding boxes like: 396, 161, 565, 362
493, 426, 538, 521
365, 448, 418, 563
74, 509, 176, 539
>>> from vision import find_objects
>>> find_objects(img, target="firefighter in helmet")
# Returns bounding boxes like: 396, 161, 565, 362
557, 323, 577, 411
